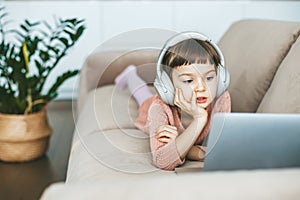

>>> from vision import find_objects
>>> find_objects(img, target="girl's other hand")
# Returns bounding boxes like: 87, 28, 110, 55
187, 145, 206, 161
156, 125, 178, 144
174, 88, 208, 119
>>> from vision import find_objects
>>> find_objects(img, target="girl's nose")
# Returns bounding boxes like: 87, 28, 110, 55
194, 78, 206, 92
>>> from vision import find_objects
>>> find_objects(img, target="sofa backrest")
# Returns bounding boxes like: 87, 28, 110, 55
78, 50, 158, 111
78, 19, 300, 114
218, 19, 300, 113
256, 36, 300, 113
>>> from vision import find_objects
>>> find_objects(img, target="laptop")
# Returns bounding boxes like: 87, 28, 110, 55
202, 113, 300, 171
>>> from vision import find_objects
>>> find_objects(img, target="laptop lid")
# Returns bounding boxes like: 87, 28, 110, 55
203, 113, 300, 171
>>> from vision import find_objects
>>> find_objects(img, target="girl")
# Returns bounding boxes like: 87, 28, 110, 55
115, 32, 231, 170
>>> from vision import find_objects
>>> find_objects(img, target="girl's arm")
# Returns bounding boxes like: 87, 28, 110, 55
155, 117, 207, 160
175, 115, 207, 160
174, 88, 208, 160
147, 88, 210, 170
148, 103, 185, 170
185, 91, 231, 161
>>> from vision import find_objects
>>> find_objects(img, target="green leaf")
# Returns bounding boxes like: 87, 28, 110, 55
0, 85, 20, 114
30, 21, 40, 27
64, 18, 77, 24
34, 60, 44, 75
28, 75, 39, 88
7, 29, 26, 39
65, 24, 74, 30
64, 29, 75, 41
42, 20, 53, 32
27, 36, 41, 55
75, 26, 85, 40
15, 97, 27, 114
2, 19, 13, 27
76, 19, 85, 25
64, 27, 75, 34
0, 12, 8, 20
39, 50, 50, 62
47, 45, 60, 54
20, 24, 29, 32
46, 70, 79, 100
48, 92, 58, 100
24, 19, 31, 27
8, 44, 15, 58
58, 37, 69, 47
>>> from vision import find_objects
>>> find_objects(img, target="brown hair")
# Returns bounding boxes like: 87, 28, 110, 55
161, 39, 221, 78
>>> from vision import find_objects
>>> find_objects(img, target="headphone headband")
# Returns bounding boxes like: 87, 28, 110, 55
156, 31, 225, 80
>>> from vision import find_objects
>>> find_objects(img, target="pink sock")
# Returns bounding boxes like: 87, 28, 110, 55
114, 65, 136, 90
115, 65, 153, 106
129, 83, 153, 106
127, 72, 153, 106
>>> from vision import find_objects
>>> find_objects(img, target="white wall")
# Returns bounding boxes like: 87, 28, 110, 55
3, 1, 300, 100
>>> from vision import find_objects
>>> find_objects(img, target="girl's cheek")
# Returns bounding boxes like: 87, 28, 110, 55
206, 82, 217, 98
182, 86, 193, 101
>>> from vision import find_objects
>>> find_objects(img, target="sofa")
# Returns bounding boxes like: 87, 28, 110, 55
41, 19, 300, 199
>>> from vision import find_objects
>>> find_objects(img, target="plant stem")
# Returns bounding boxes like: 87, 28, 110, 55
24, 98, 47, 114
22, 41, 33, 115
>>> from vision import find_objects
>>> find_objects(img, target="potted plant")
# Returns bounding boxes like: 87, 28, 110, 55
0, 5, 85, 162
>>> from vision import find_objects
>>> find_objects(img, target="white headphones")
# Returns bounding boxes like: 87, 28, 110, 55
153, 31, 230, 106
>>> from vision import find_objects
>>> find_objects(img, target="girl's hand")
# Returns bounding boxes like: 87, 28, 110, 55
174, 88, 208, 119
156, 125, 178, 144
187, 145, 206, 161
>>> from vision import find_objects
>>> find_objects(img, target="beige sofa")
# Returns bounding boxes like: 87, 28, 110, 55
41, 19, 300, 199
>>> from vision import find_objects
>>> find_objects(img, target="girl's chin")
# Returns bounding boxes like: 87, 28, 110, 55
197, 104, 208, 109
197, 101, 212, 109
197, 101, 209, 107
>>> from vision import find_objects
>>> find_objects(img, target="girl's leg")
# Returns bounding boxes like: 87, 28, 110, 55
115, 65, 153, 106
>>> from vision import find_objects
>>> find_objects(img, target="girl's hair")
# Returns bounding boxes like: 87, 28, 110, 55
161, 39, 221, 78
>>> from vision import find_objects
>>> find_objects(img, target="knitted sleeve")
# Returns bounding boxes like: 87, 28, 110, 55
147, 101, 185, 171
213, 91, 231, 114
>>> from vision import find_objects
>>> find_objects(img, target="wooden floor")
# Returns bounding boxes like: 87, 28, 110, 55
0, 101, 75, 200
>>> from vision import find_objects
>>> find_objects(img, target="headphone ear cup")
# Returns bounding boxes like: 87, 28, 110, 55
216, 65, 230, 98
154, 71, 175, 105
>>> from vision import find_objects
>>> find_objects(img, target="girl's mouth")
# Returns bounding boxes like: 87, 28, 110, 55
196, 97, 207, 104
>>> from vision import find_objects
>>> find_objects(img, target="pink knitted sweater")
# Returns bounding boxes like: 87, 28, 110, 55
135, 91, 231, 170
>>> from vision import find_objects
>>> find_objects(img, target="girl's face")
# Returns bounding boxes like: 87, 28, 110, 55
172, 63, 217, 109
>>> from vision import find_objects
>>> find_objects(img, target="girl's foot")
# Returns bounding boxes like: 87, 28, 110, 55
114, 65, 136, 90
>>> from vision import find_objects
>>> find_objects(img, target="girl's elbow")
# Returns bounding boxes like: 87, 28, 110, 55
152, 153, 177, 171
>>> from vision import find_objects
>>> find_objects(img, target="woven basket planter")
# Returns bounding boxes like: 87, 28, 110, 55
0, 108, 52, 162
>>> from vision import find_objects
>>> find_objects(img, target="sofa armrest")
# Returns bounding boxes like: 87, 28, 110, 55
41, 169, 300, 200
77, 50, 159, 113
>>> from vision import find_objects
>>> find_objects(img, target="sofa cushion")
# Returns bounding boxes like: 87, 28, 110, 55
72, 85, 137, 144
93, 85, 139, 130
218, 19, 300, 112
257, 36, 300, 113
93, 85, 159, 130
67, 128, 169, 183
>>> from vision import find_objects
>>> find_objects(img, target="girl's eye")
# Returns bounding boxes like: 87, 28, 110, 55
206, 76, 215, 81
183, 79, 193, 83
